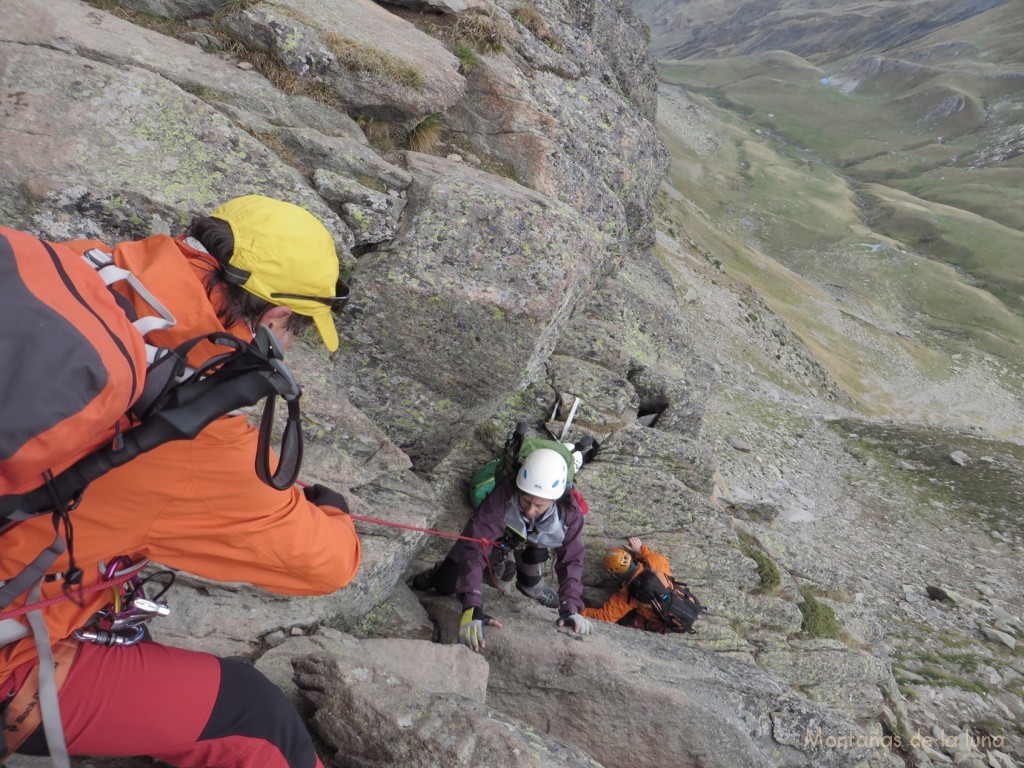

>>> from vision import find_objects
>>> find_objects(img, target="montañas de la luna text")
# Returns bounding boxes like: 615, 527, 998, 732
804, 729, 1004, 752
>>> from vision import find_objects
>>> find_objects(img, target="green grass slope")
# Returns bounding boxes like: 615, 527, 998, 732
655, 83, 1024, 438
895, 0, 1024, 66
646, 0, 1024, 439
860, 183, 1024, 316
635, 0, 1012, 62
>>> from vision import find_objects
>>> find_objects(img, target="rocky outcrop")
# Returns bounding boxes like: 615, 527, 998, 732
221, 0, 466, 121
337, 151, 614, 468
258, 602, 891, 768
563, 0, 660, 121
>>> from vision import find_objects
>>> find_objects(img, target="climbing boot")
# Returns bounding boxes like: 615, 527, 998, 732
409, 565, 438, 592
516, 580, 559, 609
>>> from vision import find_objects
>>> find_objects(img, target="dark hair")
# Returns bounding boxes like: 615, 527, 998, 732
185, 215, 312, 335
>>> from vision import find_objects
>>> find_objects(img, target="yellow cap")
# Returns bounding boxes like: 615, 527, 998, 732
210, 195, 341, 352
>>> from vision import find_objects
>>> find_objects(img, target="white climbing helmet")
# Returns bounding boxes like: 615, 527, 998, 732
516, 448, 568, 500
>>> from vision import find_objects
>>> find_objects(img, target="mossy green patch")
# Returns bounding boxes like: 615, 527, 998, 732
797, 587, 842, 639
736, 532, 781, 593
454, 43, 477, 72
748, 548, 781, 592
914, 666, 989, 695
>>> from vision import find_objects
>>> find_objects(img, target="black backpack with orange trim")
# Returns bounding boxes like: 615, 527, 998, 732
627, 567, 706, 634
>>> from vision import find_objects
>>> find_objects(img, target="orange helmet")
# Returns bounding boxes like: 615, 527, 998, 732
603, 548, 634, 576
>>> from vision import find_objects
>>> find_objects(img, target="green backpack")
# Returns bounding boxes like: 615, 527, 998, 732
468, 423, 595, 509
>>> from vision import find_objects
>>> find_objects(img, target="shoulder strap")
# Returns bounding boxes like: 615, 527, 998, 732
82, 248, 181, 419
82, 248, 176, 336
0, 585, 76, 767
1, 325, 304, 537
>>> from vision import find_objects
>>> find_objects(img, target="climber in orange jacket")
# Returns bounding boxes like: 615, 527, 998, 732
0, 195, 360, 767
583, 536, 674, 631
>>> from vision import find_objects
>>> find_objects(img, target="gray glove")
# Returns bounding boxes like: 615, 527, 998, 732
557, 612, 593, 635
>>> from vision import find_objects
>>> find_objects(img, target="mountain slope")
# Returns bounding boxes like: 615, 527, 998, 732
633, 0, 1011, 62
633, 0, 1024, 440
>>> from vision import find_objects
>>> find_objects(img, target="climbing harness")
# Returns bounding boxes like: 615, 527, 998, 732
73, 557, 173, 647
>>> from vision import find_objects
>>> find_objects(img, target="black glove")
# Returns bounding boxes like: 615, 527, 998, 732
303, 483, 350, 514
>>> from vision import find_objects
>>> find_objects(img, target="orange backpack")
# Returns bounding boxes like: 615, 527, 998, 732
0, 226, 150, 496
0, 225, 306, 569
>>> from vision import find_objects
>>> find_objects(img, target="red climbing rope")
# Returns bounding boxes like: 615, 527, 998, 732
0, 568, 138, 621
346, 513, 507, 590
348, 512, 496, 547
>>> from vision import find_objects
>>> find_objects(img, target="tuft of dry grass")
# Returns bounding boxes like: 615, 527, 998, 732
220, 7, 422, 95
219, 0, 260, 12
250, 131, 300, 168
407, 113, 445, 153
511, 4, 547, 38
401, 7, 510, 65
511, 3, 562, 51
450, 12, 506, 53
225, 42, 306, 95
85, 0, 180, 35
322, 32, 423, 90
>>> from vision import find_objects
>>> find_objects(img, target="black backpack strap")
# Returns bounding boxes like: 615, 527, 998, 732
4, 325, 304, 522
575, 436, 600, 465
130, 348, 186, 421
120, 326, 303, 490
255, 393, 303, 491
493, 421, 528, 486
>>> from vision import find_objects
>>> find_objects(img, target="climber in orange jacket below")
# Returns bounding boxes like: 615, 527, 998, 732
0, 195, 360, 767
583, 536, 685, 633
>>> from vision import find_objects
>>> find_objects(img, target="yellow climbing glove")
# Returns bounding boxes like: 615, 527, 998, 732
459, 607, 487, 652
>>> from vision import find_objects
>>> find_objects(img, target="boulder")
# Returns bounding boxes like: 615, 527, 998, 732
337, 152, 609, 468
414, 594, 889, 768
220, 0, 465, 121
286, 631, 603, 767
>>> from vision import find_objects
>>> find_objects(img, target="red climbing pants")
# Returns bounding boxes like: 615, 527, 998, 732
1, 641, 323, 767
